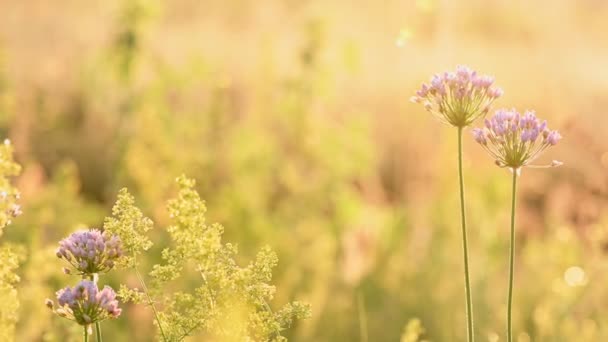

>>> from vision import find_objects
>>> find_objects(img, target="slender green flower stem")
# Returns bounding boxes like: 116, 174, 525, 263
95, 322, 102, 342
507, 169, 518, 342
457, 127, 474, 342
84, 326, 89, 342
357, 290, 368, 342
135, 267, 168, 342
85, 274, 103, 342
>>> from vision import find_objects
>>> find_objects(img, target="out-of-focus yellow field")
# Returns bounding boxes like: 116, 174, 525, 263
1, 0, 607, 341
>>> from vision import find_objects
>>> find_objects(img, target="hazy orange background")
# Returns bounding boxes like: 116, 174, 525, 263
1, 0, 607, 341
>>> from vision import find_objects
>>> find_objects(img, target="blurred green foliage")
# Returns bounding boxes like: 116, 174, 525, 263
0, 140, 22, 341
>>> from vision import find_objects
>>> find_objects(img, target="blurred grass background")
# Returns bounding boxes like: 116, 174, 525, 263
1, 0, 608, 341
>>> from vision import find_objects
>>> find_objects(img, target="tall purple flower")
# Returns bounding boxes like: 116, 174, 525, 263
410, 65, 503, 341
56, 229, 123, 275
411, 65, 503, 127
472, 108, 561, 342
472, 108, 562, 170
47, 280, 121, 326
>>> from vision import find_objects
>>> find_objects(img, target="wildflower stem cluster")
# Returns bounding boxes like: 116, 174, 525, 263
412, 65, 561, 341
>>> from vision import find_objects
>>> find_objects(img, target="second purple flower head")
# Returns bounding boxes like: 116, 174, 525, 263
472, 108, 562, 170
47, 280, 121, 325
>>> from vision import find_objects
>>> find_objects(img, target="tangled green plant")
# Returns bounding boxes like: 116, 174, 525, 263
0, 139, 21, 233
111, 175, 310, 341
103, 188, 166, 339
103, 188, 153, 269
0, 243, 23, 341
0, 139, 22, 341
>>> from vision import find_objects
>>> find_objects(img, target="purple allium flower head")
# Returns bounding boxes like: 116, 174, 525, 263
411, 65, 503, 127
52, 280, 121, 325
56, 229, 123, 275
472, 108, 562, 169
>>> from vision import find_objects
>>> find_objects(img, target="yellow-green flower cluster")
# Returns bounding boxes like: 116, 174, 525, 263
0, 244, 22, 341
113, 175, 310, 341
103, 188, 154, 268
0, 139, 21, 234
0, 138, 21, 341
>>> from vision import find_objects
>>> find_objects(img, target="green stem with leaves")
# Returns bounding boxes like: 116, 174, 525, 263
457, 127, 474, 342
507, 169, 518, 342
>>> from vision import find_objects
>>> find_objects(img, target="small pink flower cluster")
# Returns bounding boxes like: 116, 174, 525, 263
48, 280, 121, 325
48, 230, 124, 328
472, 109, 561, 169
56, 229, 123, 275
411, 65, 503, 127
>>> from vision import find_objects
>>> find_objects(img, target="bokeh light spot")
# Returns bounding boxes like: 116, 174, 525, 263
415, 0, 436, 13
564, 266, 586, 287
395, 28, 413, 48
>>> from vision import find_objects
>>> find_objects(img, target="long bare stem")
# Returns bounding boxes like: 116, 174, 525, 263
95, 322, 102, 342
134, 267, 168, 342
458, 127, 474, 342
507, 169, 518, 342
87, 274, 103, 342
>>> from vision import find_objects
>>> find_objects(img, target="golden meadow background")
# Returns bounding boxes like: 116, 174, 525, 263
1, 0, 607, 340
